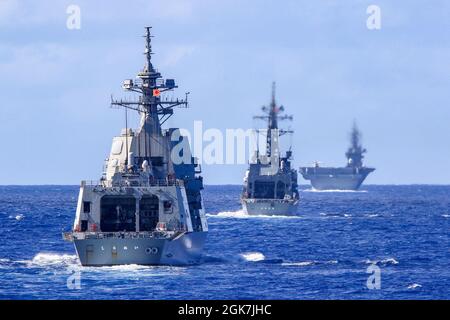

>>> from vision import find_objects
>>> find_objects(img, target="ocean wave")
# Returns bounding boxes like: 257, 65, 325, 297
24, 253, 184, 276
0, 258, 11, 269
282, 261, 315, 266
202, 255, 230, 264
407, 283, 422, 289
8, 214, 25, 221
203, 253, 283, 265
239, 252, 265, 262
85, 264, 155, 272
282, 260, 338, 267
80, 264, 187, 279
319, 212, 352, 218
207, 210, 300, 219
365, 258, 399, 266
23, 252, 78, 267
442, 214, 450, 218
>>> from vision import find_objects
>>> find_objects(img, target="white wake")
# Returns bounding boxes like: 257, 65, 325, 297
25, 252, 78, 267
239, 252, 265, 262
365, 257, 399, 266
207, 210, 300, 219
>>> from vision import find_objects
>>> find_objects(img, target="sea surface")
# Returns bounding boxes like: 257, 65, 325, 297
0, 185, 449, 299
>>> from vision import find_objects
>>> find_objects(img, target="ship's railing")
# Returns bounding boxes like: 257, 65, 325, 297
82, 179, 183, 188
66, 230, 185, 241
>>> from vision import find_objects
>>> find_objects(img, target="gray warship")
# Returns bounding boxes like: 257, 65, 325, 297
63, 27, 207, 266
299, 122, 375, 191
241, 83, 299, 215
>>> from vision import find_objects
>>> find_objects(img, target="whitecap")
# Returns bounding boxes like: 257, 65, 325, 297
240, 252, 265, 262
0, 258, 10, 269
381, 258, 399, 265
365, 258, 399, 266
87, 264, 154, 272
407, 283, 422, 289
25, 252, 78, 267
282, 261, 315, 266
282, 260, 338, 267
207, 210, 300, 219
208, 210, 247, 218
9, 214, 24, 220
319, 213, 350, 218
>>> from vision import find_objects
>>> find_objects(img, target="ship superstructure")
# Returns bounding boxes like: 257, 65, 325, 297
300, 122, 375, 190
63, 27, 207, 266
241, 83, 299, 215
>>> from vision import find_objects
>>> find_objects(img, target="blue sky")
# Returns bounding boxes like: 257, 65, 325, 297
0, 0, 449, 185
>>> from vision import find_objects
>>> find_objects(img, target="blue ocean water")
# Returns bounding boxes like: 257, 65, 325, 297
0, 185, 449, 299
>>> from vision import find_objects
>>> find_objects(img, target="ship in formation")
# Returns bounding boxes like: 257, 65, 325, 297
300, 122, 375, 191
241, 83, 299, 215
63, 27, 207, 266
61, 27, 378, 266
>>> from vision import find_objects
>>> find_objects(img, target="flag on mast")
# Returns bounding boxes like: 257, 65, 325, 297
153, 89, 161, 97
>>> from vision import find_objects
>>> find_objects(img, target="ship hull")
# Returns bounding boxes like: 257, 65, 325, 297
73, 232, 207, 266
300, 167, 375, 191
241, 199, 299, 216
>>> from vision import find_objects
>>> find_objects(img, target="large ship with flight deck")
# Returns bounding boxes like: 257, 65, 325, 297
300, 122, 375, 191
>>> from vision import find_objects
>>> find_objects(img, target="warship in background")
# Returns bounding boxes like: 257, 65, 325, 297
241, 83, 299, 215
63, 27, 207, 266
300, 122, 375, 191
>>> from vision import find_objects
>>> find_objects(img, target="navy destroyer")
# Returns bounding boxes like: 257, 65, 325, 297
63, 27, 207, 266
300, 122, 375, 190
241, 83, 299, 215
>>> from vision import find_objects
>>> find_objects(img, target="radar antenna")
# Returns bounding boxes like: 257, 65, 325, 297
253, 82, 293, 157
110, 27, 189, 131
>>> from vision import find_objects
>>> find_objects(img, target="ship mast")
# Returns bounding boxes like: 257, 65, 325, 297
345, 121, 367, 168
254, 82, 293, 159
111, 27, 189, 164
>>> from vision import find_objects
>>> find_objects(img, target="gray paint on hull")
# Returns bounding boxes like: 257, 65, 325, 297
242, 199, 299, 216
300, 167, 375, 191
73, 232, 206, 266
